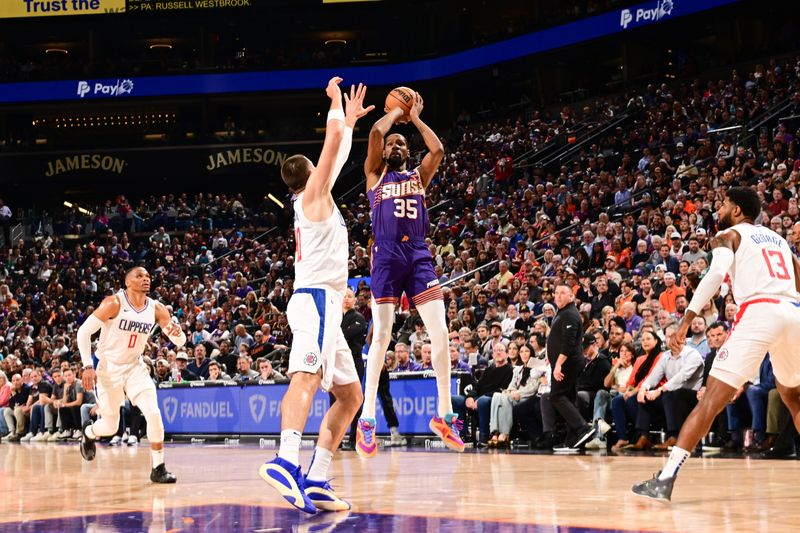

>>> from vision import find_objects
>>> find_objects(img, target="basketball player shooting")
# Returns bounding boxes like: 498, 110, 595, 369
77, 266, 187, 483
632, 187, 800, 501
258, 78, 374, 514
355, 91, 465, 458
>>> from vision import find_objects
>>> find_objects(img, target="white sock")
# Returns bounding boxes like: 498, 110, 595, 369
151, 448, 164, 468
416, 300, 453, 417
278, 429, 302, 466
306, 447, 333, 482
362, 301, 395, 419
660, 446, 690, 479
390, 427, 400, 436
85, 425, 96, 440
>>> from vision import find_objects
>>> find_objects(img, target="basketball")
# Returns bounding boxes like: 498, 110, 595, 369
385, 86, 416, 119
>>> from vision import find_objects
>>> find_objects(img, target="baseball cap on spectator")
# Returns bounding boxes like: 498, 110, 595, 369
176, 352, 189, 361
664, 272, 676, 280
519, 305, 531, 313
654, 264, 667, 272
670, 231, 681, 239
696, 228, 707, 236
490, 321, 502, 330
632, 268, 645, 276
156, 358, 169, 366
582, 333, 597, 349
238, 304, 247, 310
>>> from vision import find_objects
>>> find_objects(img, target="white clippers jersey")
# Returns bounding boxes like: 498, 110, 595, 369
293, 192, 348, 293
95, 290, 156, 366
728, 223, 799, 304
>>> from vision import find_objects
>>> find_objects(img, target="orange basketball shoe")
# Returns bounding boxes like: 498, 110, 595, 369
429, 413, 465, 452
355, 418, 377, 458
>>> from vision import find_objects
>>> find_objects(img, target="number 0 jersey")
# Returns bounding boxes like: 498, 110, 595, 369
728, 222, 799, 303
367, 167, 429, 242
95, 289, 156, 366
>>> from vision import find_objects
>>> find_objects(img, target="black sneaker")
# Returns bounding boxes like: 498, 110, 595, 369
554, 424, 596, 451
631, 471, 675, 501
571, 424, 597, 449
150, 463, 177, 484
80, 421, 96, 461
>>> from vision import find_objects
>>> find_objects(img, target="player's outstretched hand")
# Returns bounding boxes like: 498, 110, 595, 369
410, 91, 424, 120
344, 83, 375, 127
326, 76, 343, 101
668, 325, 687, 355
82, 367, 96, 391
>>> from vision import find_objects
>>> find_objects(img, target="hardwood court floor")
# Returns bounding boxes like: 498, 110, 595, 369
1, 442, 799, 532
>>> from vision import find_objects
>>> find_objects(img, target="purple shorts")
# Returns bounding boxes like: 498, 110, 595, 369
370, 240, 442, 307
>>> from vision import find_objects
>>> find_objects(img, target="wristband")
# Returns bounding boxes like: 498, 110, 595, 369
327, 109, 345, 123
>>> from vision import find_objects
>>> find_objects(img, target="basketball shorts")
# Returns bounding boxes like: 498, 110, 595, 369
370, 240, 443, 307
710, 298, 800, 389
287, 287, 359, 391
95, 357, 157, 417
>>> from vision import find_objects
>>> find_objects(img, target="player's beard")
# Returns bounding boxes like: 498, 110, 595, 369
386, 153, 406, 170
717, 212, 733, 230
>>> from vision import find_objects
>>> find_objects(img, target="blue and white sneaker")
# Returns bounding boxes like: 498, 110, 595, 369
258, 456, 317, 514
304, 478, 352, 512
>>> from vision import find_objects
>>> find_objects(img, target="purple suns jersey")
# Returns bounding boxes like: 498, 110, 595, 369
367, 168, 429, 242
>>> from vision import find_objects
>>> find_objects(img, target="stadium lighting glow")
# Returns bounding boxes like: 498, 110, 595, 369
267, 194, 284, 209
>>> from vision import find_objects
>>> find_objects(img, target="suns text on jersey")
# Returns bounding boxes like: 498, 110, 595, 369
380, 179, 424, 200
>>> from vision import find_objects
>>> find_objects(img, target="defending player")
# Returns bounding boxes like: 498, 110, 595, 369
258, 78, 374, 514
632, 187, 800, 501
356, 93, 464, 458
77, 266, 186, 483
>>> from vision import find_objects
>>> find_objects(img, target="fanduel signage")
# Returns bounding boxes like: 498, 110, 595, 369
620, 0, 674, 29
157, 377, 458, 435
0, 0, 741, 103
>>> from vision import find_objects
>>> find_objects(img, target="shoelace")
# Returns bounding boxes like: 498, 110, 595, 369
447, 417, 464, 433
360, 422, 375, 442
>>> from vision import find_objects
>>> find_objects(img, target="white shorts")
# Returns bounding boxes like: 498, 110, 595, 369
286, 287, 358, 392
95, 358, 157, 418
711, 298, 800, 389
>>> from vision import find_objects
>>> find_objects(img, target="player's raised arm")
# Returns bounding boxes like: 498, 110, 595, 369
155, 302, 187, 348
328, 83, 374, 190
303, 77, 346, 201
409, 92, 444, 188
365, 107, 405, 187
77, 295, 120, 389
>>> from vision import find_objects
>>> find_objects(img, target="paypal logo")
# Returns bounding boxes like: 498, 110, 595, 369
76, 79, 135, 98
77, 81, 91, 98
620, 0, 674, 29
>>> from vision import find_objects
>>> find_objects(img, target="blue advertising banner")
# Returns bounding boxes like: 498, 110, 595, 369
157, 375, 460, 435
159, 384, 241, 434
0, 0, 741, 104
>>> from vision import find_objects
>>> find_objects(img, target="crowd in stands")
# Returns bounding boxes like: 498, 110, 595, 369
2, 55, 800, 454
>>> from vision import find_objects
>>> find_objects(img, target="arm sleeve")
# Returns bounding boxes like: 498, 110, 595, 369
77, 314, 103, 368
687, 246, 735, 315
164, 319, 187, 349
330, 126, 353, 186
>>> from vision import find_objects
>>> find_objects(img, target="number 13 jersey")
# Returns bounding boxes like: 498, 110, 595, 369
728, 222, 798, 303
367, 168, 429, 242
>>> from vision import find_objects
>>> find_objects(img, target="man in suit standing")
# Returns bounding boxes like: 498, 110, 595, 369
333, 288, 367, 449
